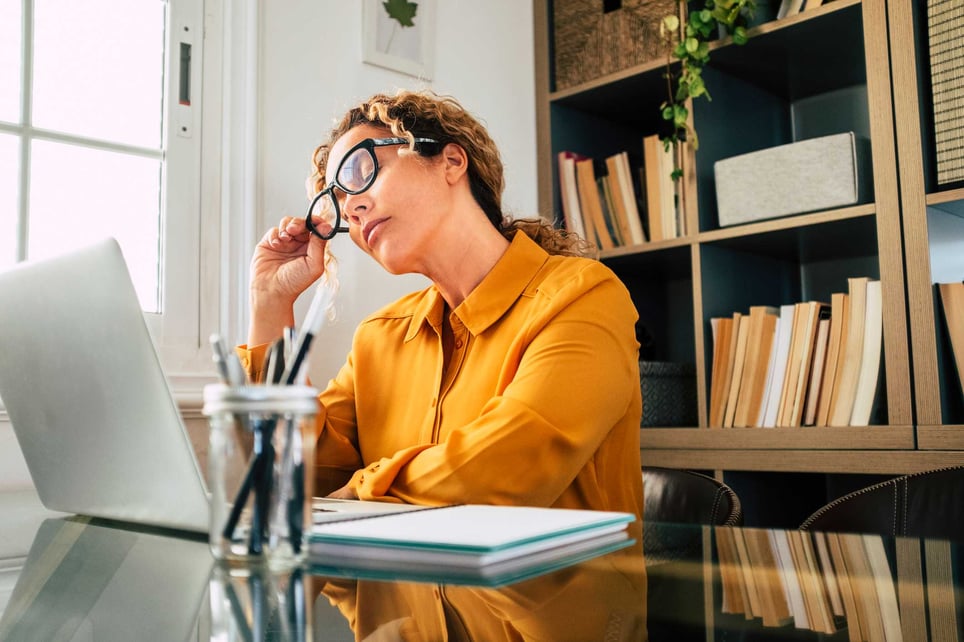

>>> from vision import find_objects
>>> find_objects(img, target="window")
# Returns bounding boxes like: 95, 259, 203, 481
1, 0, 216, 380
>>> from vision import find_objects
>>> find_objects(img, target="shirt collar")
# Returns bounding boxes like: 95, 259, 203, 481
405, 232, 549, 341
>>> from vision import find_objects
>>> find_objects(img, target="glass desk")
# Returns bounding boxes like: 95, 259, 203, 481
0, 516, 960, 641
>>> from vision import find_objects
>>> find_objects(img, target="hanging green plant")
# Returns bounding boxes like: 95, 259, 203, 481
659, 0, 757, 172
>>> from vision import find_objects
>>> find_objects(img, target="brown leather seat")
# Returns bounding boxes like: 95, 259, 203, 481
799, 465, 964, 540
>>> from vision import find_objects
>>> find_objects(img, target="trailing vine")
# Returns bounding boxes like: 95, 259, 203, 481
659, 0, 757, 174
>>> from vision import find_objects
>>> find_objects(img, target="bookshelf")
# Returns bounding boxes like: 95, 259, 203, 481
534, 0, 964, 529
886, 0, 964, 450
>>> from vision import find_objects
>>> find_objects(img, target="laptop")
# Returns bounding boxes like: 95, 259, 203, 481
0, 237, 424, 536
0, 238, 210, 533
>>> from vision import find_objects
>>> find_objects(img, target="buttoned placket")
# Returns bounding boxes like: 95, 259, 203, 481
430, 312, 470, 444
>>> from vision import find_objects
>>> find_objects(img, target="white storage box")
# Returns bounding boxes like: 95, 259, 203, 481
714, 132, 872, 227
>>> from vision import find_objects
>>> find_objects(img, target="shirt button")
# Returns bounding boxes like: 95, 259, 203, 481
455, 339, 463, 348
371, 463, 380, 471
358, 474, 365, 483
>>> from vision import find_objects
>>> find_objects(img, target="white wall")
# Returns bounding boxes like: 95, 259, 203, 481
257, 0, 538, 386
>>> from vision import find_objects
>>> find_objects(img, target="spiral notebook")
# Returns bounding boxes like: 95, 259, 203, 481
307, 504, 636, 582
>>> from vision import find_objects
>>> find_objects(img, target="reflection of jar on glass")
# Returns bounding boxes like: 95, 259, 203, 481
204, 384, 318, 568
209, 564, 310, 641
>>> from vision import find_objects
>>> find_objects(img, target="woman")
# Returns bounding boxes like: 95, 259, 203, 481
240, 90, 643, 523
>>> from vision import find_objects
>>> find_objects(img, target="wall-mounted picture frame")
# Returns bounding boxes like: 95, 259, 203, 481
362, 0, 436, 80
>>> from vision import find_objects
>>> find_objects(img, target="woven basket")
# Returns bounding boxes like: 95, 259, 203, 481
553, 0, 675, 91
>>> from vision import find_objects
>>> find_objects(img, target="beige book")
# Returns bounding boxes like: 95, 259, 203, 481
761, 304, 796, 428
556, 151, 588, 241
788, 302, 828, 427
733, 306, 778, 427
829, 277, 870, 426
803, 315, 832, 426
777, 303, 807, 427
724, 313, 752, 428
642, 134, 665, 242
816, 292, 849, 427
709, 316, 734, 428
574, 158, 614, 250
716, 312, 744, 428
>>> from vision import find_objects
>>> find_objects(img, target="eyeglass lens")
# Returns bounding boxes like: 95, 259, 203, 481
308, 146, 378, 231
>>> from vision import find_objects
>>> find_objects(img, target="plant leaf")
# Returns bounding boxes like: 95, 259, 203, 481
382, 0, 418, 28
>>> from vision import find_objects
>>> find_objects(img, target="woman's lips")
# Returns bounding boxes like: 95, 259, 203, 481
363, 218, 388, 246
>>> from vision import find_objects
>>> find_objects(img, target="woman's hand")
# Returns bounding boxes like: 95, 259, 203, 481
326, 483, 359, 500
248, 215, 327, 346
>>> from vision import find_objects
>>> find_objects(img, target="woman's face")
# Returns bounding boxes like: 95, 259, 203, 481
326, 124, 450, 275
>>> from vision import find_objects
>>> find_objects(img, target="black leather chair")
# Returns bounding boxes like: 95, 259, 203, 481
643, 466, 743, 527
643, 467, 743, 641
799, 465, 964, 540
642, 466, 742, 563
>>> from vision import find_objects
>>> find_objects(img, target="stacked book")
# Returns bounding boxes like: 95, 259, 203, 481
556, 134, 682, 251
708, 277, 883, 428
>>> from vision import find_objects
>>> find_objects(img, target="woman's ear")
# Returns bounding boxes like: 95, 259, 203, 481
441, 143, 469, 185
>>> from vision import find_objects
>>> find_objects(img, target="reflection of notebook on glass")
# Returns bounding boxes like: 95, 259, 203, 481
0, 238, 211, 533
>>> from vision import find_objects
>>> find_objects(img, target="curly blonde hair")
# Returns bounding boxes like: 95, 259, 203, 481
309, 90, 595, 258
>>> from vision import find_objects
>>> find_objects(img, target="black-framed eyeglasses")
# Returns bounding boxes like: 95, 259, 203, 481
305, 136, 440, 240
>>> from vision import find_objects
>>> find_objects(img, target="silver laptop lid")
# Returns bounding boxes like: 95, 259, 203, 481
0, 238, 209, 533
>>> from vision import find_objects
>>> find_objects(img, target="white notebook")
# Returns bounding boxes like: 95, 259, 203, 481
308, 504, 635, 582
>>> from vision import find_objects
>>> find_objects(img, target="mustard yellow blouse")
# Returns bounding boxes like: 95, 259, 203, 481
242, 232, 643, 521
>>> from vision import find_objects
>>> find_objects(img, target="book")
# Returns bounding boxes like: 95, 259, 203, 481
816, 292, 849, 427
829, 277, 871, 426
642, 134, 676, 241
777, 0, 806, 19
596, 162, 624, 246
710, 316, 735, 428
803, 312, 832, 426
938, 281, 964, 398
610, 151, 647, 245
734, 306, 779, 427
761, 304, 796, 428
724, 312, 752, 428
308, 504, 635, 581
850, 280, 883, 426
575, 157, 614, 250
605, 153, 641, 246
556, 151, 588, 241
716, 312, 744, 427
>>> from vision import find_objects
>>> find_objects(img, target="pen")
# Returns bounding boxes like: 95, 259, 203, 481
282, 283, 334, 385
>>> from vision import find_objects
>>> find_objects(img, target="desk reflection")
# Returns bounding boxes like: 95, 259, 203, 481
4, 517, 960, 641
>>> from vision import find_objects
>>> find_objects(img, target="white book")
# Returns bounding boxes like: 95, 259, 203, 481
762, 305, 796, 428
849, 280, 883, 426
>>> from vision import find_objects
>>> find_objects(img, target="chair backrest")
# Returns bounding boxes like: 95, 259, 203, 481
799, 465, 964, 540
642, 467, 743, 526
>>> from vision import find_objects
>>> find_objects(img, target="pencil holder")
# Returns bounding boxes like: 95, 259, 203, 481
204, 384, 318, 568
